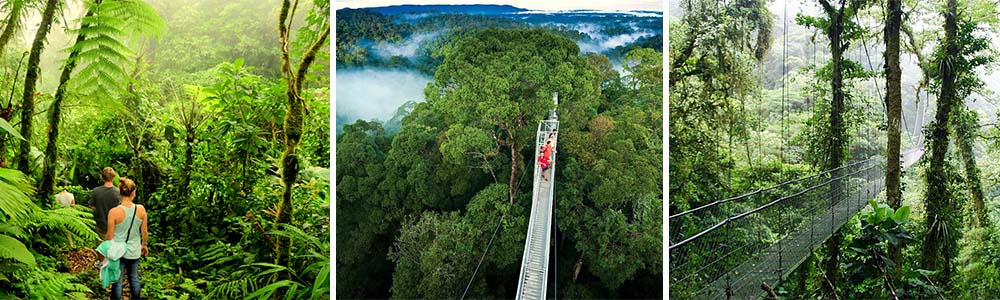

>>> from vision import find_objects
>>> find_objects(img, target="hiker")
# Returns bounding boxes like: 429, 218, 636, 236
91, 167, 120, 235
55, 179, 75, 207
539, 139, 554, 181
105, 178, 147, 300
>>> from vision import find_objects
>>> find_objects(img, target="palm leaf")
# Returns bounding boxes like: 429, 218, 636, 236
243, 280, 303, 300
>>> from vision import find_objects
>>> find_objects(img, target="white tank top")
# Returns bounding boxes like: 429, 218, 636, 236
55, 191, 74, 207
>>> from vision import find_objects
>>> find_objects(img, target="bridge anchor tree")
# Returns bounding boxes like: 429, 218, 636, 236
798, 0, 872, 295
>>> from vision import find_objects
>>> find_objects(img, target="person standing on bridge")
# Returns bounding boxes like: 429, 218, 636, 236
539, 137, 555, 181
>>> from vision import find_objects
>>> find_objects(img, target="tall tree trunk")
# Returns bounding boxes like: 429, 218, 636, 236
17, 0, 60, 179
508, 139, 519, 204
921, 0, 959, 286
0, 53, 26, 168
883, 0, 903, 285
902, 24, 931, 148
954, 108, 987, 227
0, 0, 27, 57
821, 6, 846, 296
273, 0, 330, 268
40, 7, 97, 200
180, 124, 194, 199
813, 0, 871, 295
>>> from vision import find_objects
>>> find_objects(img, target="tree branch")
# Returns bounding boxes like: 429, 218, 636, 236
818, 0, 837, 16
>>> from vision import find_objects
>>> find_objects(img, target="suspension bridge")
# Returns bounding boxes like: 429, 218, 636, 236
669, 149, 923, 299
515, 94, 560, 300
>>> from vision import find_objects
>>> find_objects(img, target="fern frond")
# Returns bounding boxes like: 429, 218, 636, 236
0, 224, 26, 240
98, 0, 166, 38
204, 272, 265, 300
32, 207, 99, 244
0, 168, 36, 222
63, 0, 165, 100
270, 223, 327, 253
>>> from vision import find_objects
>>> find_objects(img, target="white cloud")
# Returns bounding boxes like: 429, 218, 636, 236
336, 0, 662, 12
373, 31, 442, 58
335, 68, 432, 125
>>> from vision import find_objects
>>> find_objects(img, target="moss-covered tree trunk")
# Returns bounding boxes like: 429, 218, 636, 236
40, 7, 97, 200
883, 0, 903, 284
921, 0, 959, 286
0, 0, 27, 57
818, 2, 847, 295
17, 0, 60, 179
273, 0, 330, 268
274, 0, 297, 268
0, 54, 25, 168
180, 123, 195, 199
954, 108, 987, 227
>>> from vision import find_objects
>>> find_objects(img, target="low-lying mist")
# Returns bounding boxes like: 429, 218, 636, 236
374, 31, 442, 58
335, 68, 432, 132
553, 22, 657, 54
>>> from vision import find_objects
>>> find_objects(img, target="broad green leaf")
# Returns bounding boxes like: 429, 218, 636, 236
0, 234, 36, 266
0, 118, 24, 141
893, 205, 911, 224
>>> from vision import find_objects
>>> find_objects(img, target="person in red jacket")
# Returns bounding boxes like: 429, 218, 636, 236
539, 139, 553, 181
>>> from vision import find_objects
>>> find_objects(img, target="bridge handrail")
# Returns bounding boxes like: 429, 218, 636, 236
668, 159, 879, 251
669, 158, 875, 220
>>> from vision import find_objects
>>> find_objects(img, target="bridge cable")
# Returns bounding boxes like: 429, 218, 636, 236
779, 0, 789, 268
780, 0, 788, 163
757, 43, 765, 165
492, 145, 538, 299
460, 203, 508, 299
854, 11, 887, 117
810, 35, 816, 109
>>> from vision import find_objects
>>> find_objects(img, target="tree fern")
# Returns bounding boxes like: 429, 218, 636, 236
31, 207, 99, 243
0, 0, 44, 57
206, 223, 330, 300
0, 224, 26, 240
0, 168, 35, 269
66, 0, 165, 101
0, 168, 34, 222
12, 266, 91, 299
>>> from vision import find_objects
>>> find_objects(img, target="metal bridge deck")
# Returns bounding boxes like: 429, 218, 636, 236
516, 115, 559, 300
671, 150, 923, 299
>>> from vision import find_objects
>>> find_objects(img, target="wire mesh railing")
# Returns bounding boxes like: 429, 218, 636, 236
516, 116, 559, 300
669, 158, 885, 299
669, 159, 872, 245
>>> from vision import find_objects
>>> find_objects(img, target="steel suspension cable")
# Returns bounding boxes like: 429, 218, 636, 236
780, 0, 788, 163
854, 12, 888, 118
670, 158, 873, 220
670, 160, 879, 250
461, 205, 507, 299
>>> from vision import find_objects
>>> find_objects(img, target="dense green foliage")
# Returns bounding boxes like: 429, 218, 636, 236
671, 0, 1000, 297
0, 0, 330, 298
335, 8, 662, 75
336, 23, 663, 297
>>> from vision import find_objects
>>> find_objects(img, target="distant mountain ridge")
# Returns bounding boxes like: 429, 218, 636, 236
361, 4, 528, 15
